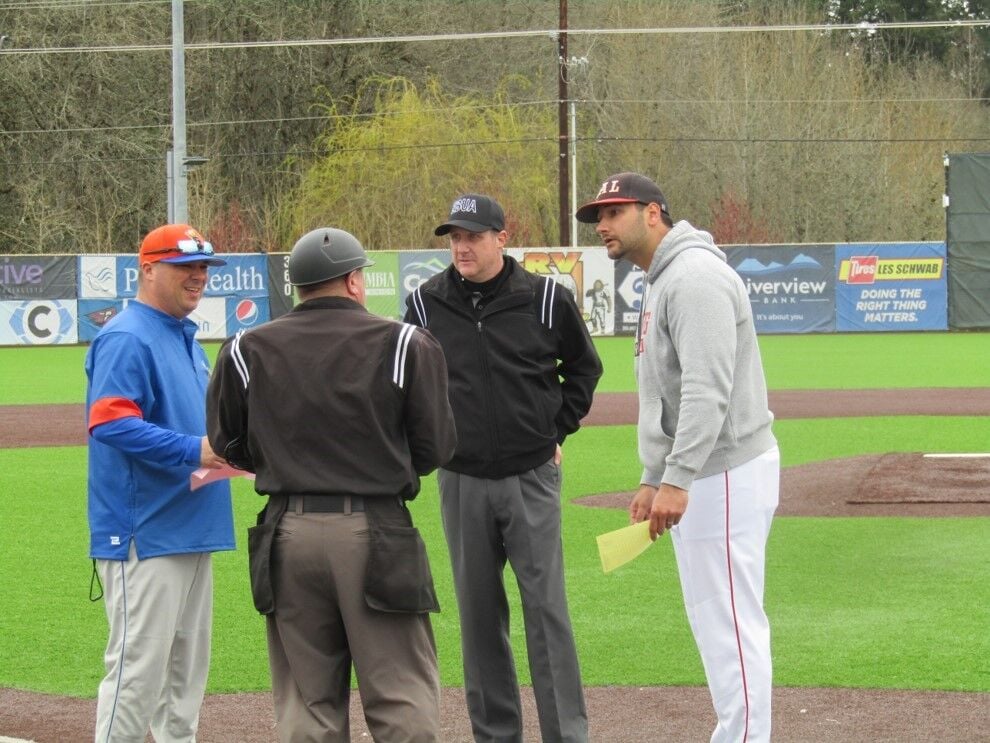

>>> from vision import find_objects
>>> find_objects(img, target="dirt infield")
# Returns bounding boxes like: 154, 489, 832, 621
578, 452, 990, 517
4, 386, 990, 448
2, 685, 988, 743
2, 389, 988, 741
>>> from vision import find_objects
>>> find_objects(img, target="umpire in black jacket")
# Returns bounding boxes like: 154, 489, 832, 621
208, 227, 456, 743
405, 194, 603, 743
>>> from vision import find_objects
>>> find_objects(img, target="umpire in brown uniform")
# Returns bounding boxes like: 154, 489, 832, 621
207, 227, 456, 742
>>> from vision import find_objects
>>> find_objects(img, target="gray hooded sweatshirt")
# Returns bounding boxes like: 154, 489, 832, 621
636, 220, 776, 490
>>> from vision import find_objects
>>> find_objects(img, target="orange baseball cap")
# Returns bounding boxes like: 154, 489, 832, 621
139, 224, 227, 266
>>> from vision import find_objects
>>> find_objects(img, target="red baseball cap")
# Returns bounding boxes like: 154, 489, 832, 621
139, 224, 227, 266
575, 172, 669, 224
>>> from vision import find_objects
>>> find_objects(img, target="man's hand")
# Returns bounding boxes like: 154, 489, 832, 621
200, 436, 226, 469
629, 484, 657, 525
648, 484, 688, 540
554, 443, 562, 466
630, 483, 688, 540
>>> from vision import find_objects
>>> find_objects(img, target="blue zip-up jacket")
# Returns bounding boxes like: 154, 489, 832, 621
86, 300, 235, 560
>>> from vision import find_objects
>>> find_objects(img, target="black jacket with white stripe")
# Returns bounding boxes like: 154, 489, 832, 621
404, 257, 602, 479
207, 296, 456, 500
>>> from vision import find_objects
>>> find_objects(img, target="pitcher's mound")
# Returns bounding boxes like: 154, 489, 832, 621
575, 453, 990, 517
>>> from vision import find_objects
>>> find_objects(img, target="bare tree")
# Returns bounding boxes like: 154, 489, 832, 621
1, 0, 986, 253
575, 0, 989, 243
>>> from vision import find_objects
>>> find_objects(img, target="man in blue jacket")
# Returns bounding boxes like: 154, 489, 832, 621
86, 223, 235, 742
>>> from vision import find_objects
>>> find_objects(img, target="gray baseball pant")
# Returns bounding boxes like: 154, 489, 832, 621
439, 459, 588, 743
95, 543, 213, 743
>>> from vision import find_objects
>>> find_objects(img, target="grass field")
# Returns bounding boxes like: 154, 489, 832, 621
4, 331, 990, 404
0, 333, 988, 697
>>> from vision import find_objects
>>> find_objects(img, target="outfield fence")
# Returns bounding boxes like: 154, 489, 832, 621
0, 241, 952, 346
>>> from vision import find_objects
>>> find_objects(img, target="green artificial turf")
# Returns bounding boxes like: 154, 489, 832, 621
772, 416, 990, 466
3, 331, 990, 403
756, 332, 990, 390
0, 346, 88, 405
1, 421, 987, 696
591, 332, 990, 392
0, 344, 224, 406
2, 331, 987, 697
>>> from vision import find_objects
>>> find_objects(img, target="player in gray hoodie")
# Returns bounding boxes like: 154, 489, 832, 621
577, 172, 780, 743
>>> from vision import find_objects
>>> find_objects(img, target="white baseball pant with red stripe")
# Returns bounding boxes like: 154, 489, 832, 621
671, 446, 780, 743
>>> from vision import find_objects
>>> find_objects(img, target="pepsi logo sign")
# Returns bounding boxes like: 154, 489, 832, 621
235, 299, 259, 326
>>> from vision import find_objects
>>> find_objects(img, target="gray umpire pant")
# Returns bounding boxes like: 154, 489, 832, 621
266, 504, 440, 743
438, 459, 588, 743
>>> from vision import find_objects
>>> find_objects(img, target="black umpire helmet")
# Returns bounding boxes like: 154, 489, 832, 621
288, 227, 375, 287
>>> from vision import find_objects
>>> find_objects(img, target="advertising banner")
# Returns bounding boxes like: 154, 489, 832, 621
204, 255, 267, 298
77, 299, 125, 342
267, 253, 293, 319
614, 261, 645, 336
78, 256, 120, 299
78, 254, 266, 300
77, 254, 270, 341
1, 256, 77, 299
727, 245, 835, 333
363, 252, 401, 319
188, 297, 228, 340
399, 250, 449, 312
77, 296, 265, 342
508, 247, 616, 336
0, 299, 79, 344
77, 256, 150, 298
224, 296, 269, 336
269, 251, 421, 321
835, 243, 947, 331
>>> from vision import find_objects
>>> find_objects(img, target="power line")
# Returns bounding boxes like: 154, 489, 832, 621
1, 19, 988, 56
0, 0, 165, 9
590, 135, 990, 144
599, 97, 990, 105
5, 133, 990, 167
2, 95, 987, 137
0, 100, 560, 136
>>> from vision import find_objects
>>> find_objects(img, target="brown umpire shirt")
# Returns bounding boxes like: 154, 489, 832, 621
206, 296, 456, 500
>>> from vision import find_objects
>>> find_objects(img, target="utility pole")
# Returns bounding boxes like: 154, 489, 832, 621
557, 0, 569, 248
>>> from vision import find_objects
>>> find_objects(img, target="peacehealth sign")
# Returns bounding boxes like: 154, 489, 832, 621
74, 254, 269, 342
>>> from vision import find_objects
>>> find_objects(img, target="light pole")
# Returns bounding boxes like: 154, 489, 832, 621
170, 0, 192, 224
556, 0, 569, 248
166, 151, 208, 223
567, 55, 588, 248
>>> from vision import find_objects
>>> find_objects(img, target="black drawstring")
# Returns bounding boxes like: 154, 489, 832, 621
89, 559, 104, 602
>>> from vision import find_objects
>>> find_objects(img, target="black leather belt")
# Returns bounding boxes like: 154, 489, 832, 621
288, 495, 365, 513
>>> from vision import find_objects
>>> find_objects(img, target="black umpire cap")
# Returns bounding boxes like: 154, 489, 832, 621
434, 194, 506, 235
